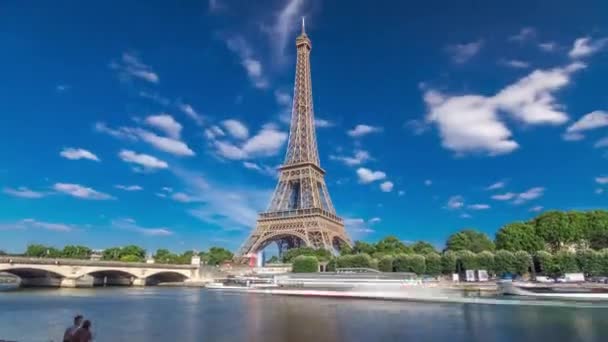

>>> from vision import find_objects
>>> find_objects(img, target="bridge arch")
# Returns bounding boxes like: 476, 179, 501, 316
0, 266, 68, 279
250, 231, 309, 255
145, 270, 190, 284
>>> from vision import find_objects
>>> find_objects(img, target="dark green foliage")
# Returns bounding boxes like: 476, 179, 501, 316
494, 250, 517, 275
338, 243, 354, 255
495, 222, 544, 253
61, 245, 92, 259
201, 247, 234, 265
337, 253, 373, 269
119, 254, 141, 262
446, 229, 495, 253
476, 251, 495, 273
266, 256, 280, 264
456, 250, 478, 270
292, 256, 319, 273
586, 211, 608, 250
326, 258, 337, 272
441, 251, 458, 274
378, 256, 394, 272
576, 249, 602, 277
411, 241, 438, 255
352, 241, 376, 255
282, 247, 331, 263
554, 251, 580, 274
533, 211, 580, 252
534, 251, 556, 276
393, 254, 426, 274
425, 253, 442, 276
514, 251, 532, 275
375, 236, 412, 255
102, 247, 123, 261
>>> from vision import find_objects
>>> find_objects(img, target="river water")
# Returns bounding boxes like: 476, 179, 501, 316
1, 287, 608, 342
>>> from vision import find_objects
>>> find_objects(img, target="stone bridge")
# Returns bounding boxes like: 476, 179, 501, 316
0, 256, 221, 287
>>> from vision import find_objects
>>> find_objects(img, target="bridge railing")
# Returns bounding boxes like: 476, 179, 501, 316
0, 256, 197, 269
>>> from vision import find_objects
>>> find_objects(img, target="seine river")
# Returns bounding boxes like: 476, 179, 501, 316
1, 286, 608, 342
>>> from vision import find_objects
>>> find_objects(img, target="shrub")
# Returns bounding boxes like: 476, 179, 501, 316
554, 251, 579, 275
337, 253, 373, 269
476, 251, 495, 274
514, 251, 532, 276
456, 250, 478, 270
576, 249, 602, 277
119, 254, 141, 263
494, 250, 516, 276
425, 253, 442, 276
292, 256, 319, 273
378, 256, 394, 272
393, 254, 426, 274
534, 251, 555, 276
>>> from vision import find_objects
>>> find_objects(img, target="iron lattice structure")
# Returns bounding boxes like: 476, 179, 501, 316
237, 22, 352, 261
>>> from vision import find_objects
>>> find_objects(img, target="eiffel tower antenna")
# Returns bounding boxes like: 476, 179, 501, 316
302, 16, 305, 34
237, 21, 351, 263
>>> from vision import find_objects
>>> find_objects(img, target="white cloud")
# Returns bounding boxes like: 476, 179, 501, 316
144, 114, 182, 139
356, 168, 386, 184
3, 187, 46, 199
569, 37, 608, 59
596, 176, 608, 184
178, 103, 204, 126
212, 124, 287, 160
139, 91, 170, 106
60, 147, 100, 161
564, 111, 608, 140
595, 137, 608, 148
56, 84, 70, 92
446, 40, 483, 63
460, 213, 472, 219
222, 119, 249, 139
539, 42, 557, 52
224, 36, 268, 88
269, 0, 307, 62
424, 63, 584, 155
424, 179, 432, 186
596, 188, 605, 195
513, 187, 544, 205
379, 181, 394, 192
500, 59, 530, 69
344, 217, 375, 236
485, 181, 505, 190
162, 187, 173, 193
53, 183, 113, 200
529, 205, 544, 212
398, 190, 405, 196
468, 203, 490, 210
20, 218, 74, 232
347, 124, 382, 137
94, 122, 138, 140
330, 150, 371, 166
114, 185, 143, 191
369, 217, 381, 224
509, 27, 536, 42
491, 192, 516, 201
315, 118, 334, 128
171, 192, 200, 203
446, 195, 465, 209
205, 125, 225, 140
110, 52, 159, 84
274, 89, 292, 106
136, 129, 195, 156
111, 218, 172, 236
242, 162, 277, 177
119, 150, 168, 170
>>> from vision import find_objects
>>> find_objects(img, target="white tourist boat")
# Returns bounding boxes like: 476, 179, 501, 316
205, 276, 278, 290
498, 280, 608, 301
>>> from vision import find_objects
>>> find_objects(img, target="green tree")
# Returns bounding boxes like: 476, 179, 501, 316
338, 243, 354, 255
352, 241, 376, 255
266, 256, 280, 264
533, 211, 580, 252
292, 255, 319, 273
282, 247, 317, 263
586, 211, 608, 250
441, 251, 458, 275
203, 247, 233, 265
425, 253, 442, 276
0, 250, 6, 256
514, 251, 532, 276
25, 244, 49, 257
554, 251, 579, 275
337, 254, 373, 269
411, 241, 438, 255
120, 254, 141, 262
154, 249, 177, 264
456, 250, 478, 270
534, 251, 556, 276
393, 254, 426, 274
61, 245, 92, 259
446, 229, 495, 253
375, 236, 412, 255
378, 255, 394, 272
102, 247, 122, 261
476, 251, 495, 273
119, 245, 146, 261
494, 250, 516, 275
576, 249, 602, 277
495, 222, 545, 253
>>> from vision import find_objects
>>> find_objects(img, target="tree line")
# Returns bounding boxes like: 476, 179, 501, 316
290, 210, 608, 277
10, 244, 234, 266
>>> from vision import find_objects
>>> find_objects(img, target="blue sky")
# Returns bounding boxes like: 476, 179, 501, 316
1, 0, 607, 253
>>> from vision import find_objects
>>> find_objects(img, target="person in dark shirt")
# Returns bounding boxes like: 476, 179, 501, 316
71, 320, 93, 342
63, 315, 83, 342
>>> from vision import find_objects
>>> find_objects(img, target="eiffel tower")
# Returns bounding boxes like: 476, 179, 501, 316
237, 19, 351, 263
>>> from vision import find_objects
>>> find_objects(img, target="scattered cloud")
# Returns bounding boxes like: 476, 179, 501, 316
118, 150, 168, 170
344, 217, 375, 236
539, 42, 557, 52
596, 188, 605, 195
222, 119, 249, 139
3, 187, 47, 199
563, 111, 608, 141
379, 181, 394, 192
424, 179, 432, 186
569, 37, 608, 59
424, 62, 584, 155
491, 192, 516, 201
178, 102, 204, 126
60, 148, 100, 162
356, 168, 387, 184
595, 137, 608, 148
596, 176, 608, 185
446, 195, 465, 209
529, 205, 544, 212
268, 0, 307, 63
224, 36, 268, 88
56, 84, 70, 92
112, 218, 172, 236
94, 122, 138, 141
512, 187, 544, 205
139, 91, 170, 106
347, 124, 383, 137
330, 150, 372, 166
110, 52, 159, 84
398, 190, 405, 196
144, 114, 182, 139
274, 89, 292, 106
405, 119, 429, 135
509, 27, 536, 42
315, 118, 334, 128
446, 40, 483, 63
243, 161, 277, 177
212, 124, 287, 160
204, 125, 225, 140
20, 218, 74, 232
136, 129, 195, 156
500, 59, 530, 69
468, 203, 490, 210
369, 217, 381, 224
460, 213, 472, 219
171, 192, 200, 203
114, 185, 143, 191
53, 183, 113, 200
485, 181, 505, 191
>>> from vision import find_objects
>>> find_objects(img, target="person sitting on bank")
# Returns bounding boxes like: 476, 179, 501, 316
71, 320, 93, 342
63, 315, 83, 342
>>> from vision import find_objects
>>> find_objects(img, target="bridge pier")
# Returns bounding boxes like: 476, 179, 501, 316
60, 277, 78, 288
132, 277, 147, 286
